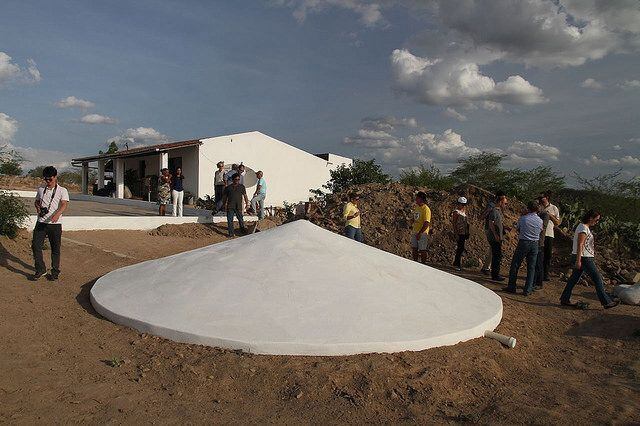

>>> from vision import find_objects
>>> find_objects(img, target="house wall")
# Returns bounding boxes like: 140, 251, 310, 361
198, 131, 352, 206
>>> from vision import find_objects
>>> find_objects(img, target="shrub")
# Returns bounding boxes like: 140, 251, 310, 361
323, 159, 390, 193
0, 190, 29, 238
399, 165, 454, 190
0, 160, 23, 176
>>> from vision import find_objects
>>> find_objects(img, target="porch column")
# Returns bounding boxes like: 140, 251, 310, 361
159, 151, 169, 171
81, 162, 89, 195
114, 158, 125, 199
97, 159, 105, 190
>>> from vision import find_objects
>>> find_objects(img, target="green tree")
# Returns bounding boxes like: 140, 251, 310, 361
0, 160, 22, 175
504, 166, 565, 202
323, 159, 391, 193
99, 141, 119, 155
399, 164, 454, 190
0, 190, 29, 238
449, 153, 509, 192
27, 165, 47, 178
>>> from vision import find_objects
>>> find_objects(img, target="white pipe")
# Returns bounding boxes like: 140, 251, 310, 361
484, 330, 516, 348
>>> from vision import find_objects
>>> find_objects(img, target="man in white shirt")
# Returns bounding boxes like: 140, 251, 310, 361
540, 192, 561, 281
31, 166, 69, 281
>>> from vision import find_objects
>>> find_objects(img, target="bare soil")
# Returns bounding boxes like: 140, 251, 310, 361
1, 224, 639, 424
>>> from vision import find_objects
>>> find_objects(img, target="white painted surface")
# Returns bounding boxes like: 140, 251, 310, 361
3, 190, 37, 197
198, 131, 352, 206
68, 193, 210, 216
91, 220, 503, 356
23, 214, 258, 231
115, 158, 124, 199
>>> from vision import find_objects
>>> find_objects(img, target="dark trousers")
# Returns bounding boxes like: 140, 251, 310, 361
507, 240, 539, 293
534, 245, 545, 286
344, 225, 363, 242
561, 256, 612, 306
453, 235, 466, 267
490, 240, 503, 279
226, 208, 245, 237
543, 236, 554, 279
32, 222, 62, 274
214, 185, 225, 210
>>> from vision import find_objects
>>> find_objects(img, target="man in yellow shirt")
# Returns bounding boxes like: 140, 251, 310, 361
412, 191, 431, 264
343, 193, 363, 242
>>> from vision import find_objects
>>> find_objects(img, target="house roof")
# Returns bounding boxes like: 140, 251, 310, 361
72, 139, 202, 163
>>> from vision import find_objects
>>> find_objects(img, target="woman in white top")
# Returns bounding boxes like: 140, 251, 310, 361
560, 209, 618, 309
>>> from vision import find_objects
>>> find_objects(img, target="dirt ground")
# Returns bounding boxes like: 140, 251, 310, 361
1, 223, 639, 424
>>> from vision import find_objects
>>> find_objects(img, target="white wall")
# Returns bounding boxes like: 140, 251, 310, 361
198, 131, 352, 206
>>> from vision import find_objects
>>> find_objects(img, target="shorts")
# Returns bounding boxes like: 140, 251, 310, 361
411, 233, 429, 251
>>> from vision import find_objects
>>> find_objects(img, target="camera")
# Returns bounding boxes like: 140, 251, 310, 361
38, 207, 49, 217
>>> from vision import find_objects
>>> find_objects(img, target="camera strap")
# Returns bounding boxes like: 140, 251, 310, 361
42, 184, 58, 210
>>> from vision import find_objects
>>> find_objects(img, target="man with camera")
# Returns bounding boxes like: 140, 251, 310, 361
31, 166, 69, 281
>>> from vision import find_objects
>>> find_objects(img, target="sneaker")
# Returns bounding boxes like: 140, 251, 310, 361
455, 267, 463, 272
492, 276, 506, 282
603, 300, 619, 309
502, 287, 517, 294
29, 271, 47, 281
47, 272, 60, 281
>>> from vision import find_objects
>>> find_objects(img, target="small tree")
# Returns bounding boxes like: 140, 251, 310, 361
323, 159, 391, 193
399, 164, 454, 190
99, 141, 119, 155
449, 153, 509, 192
0, 160, 22, 175
0, 190, 29, 238
27, 166, 47, 178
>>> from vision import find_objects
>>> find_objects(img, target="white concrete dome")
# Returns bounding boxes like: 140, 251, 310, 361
90, 220, 502, 356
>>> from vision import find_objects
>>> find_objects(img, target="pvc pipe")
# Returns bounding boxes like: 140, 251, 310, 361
484, 330, 516, 348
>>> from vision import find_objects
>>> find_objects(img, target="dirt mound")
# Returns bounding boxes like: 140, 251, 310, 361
307, 183, 521, 269
307, 183, 639, 279
150, 223, 230, 239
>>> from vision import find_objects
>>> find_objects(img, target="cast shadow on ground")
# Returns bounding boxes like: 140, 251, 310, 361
76, 279, 105, 320
565, 314, 640, 340
0, 240, 34, 278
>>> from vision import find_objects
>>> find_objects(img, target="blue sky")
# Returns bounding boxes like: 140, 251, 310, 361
1, 0, 639, 180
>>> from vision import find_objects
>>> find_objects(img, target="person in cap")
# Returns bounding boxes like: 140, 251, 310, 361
451, 196, 470, 271
411, 191, 431, 264
343, 193, 363, 242
31, 166, 69, 281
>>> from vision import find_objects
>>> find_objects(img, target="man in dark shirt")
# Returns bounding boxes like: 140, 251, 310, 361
222, 173, 249, 237
488, 194, 508, 281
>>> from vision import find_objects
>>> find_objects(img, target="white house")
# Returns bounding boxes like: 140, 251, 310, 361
72, 131, 352, 206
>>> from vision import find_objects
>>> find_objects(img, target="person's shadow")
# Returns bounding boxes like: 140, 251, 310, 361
0, 240, 34, 278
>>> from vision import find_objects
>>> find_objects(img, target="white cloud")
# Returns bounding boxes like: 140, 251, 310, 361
106, 127, 170, 150
360, 115, 418, 131
0, 112, 19, 143
619, 79, 640, 89
443, 107, 468, 121
391, 49, 547, 107
506, 141, 561, 161
435, 0, 638, 68
613, 145, 622, 151
79, 114, 117, 125
274, 0, 385, 27
2, 142, 78, 172
0, 52, 42, 86
581, 78, 604, 90
55, 96, 95, 109
581, 154, 640, 167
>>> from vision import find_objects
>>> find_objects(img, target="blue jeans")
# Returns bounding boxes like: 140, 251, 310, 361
226, 209, 245, 237
561, 256, 613, 306
344, 225, 363, 242
250, 193, 266, 219
507, 240, 539, 293
534, 245, 544, 286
